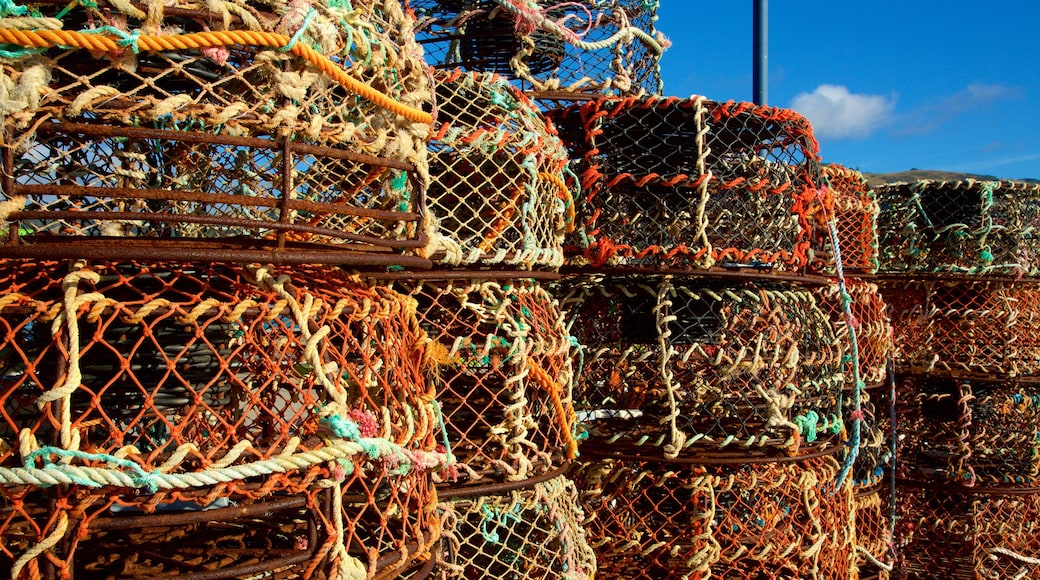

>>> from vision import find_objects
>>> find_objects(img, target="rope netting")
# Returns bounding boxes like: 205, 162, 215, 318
879, 278, 1040, 379
381, 276, 577, 486
424, 70, 572, 268
895, 376, 1040, 487
850, 385, 891, 489
425, 474, 595, 579
876, 179, 1040, 277
409, 0, 666, 96
561, 275, 844, 458
546, 96, 829, 272
574, 452, 855, 579
0, 0, 432, 264
814, 279, 891, 388
889, 485, 1040, 580
853, 487, 894, 578
814, 164, 878, 275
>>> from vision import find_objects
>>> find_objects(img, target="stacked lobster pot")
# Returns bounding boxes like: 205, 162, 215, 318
0, 1, 452, 578
548, 96, 862, 578
382, 69, 595, 579
876, 179, 1040, 579
812, 165, 895, 579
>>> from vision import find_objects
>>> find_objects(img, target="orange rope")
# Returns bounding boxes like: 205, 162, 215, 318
538, 171, 575, 233
0, 28, 433, 124
526, 360, 579, 460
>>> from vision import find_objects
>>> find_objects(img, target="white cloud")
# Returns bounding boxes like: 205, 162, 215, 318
790, 84, 896, 139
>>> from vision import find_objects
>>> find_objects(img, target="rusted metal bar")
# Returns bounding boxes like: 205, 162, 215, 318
371, 269, 561, 282
437, 463, 571, 500
580, 440, 841, 466
88, 495, 309, 531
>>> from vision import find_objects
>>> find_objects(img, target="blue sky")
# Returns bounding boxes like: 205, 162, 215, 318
656, 1, 1040, 179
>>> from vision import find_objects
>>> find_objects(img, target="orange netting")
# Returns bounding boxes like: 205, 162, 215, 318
381, 277, 578, 487
547, 96, 830, 272
426, 475, 595, 579
814, 279, 891, 388
853, 487, 894, 578
574, 452, 855, 579
425, 70, 572, 268
889, 485, 1040, 580
880, 278, 1040, 379
850, 386, 891, 489
561, 275, 844, 457
0, 0, 431, 265
814, 164, 879, 275
896, 376, 1040, 487
876, 179, 1040, 277
409, 0, 666, 96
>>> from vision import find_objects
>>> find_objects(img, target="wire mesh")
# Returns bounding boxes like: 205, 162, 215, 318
561, 275, 844, 458
0, 0, 431, 265
853, 487, 894, 579
876, 179, 1040, 277
410, 0, 666, 97
880, 278, 1040, 379
889, 485, 1040, 580
815, 164, 879, 275
815, 279, 891, 388
895, 376, 1040, 487
851, 385, 892, 490
382, 277, 578, 486
425, 71, 572, 268
427, 474, 595, 579
574, 452, 855, 579
547, 96, 828, 272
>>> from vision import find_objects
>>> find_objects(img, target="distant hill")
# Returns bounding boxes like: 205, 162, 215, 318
863, 169, 1039, 187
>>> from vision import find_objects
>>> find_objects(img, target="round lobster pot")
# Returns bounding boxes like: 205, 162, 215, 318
429, 474, 595, 579
876, 179, 1040, 276
890, 484, 1040, 580
380, 274, 578, 487
895, 376, 1040, 487
814, 279, 891, 388
814, 164, 880, 275
411, 0, 666, 96
561, 275, 844, 458
426, 71, 572, 269
547, 96, 829, 273
853, 487, 894, 579
0, 0, 431, 267
573, 451, 855, 580
880, 278, 1040, 380
0, 260, 437, 474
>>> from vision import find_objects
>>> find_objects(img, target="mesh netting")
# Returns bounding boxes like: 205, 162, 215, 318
547, 96, 828, 272
410, 0, 666, 96
561, 275, 844, 458
0, 0, 432, 265
427, 474, 595, 579
382, 276, 577, 486
876, 179, 1040, 277
814, 164, 879, 275
815, 279, 891, 388
895, 376, 1040, 487
574, 452, 855, 579
889, 485, 1040, 580
425, 70, 572, 268
880, 278, 1040, 379
851, 385, 892, 489
853, 487, 894, 578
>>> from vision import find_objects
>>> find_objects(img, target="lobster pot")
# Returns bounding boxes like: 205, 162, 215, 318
891, 485, 1040, 580
876, 179, 1040, 276
426, 71, 571, 268
427, 475, 595, 579
410, 0, 665, 96
815, 165, 879, 274
385, 276, 578, 486
879, 278, 1040, 379
3, 462, 440, 579
814, 279, 891, 388
0, 260, 438, 473
0, 0, 432, 265
895, 376, 1040, 487
574, 453, 854, 580
853, 487, 893, 579
547, 96, 828, 272
851, 385, 892, 489
561, 276, 844, 457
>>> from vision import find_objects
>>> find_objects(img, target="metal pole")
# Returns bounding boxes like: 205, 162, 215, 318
753, 0, 768, 105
